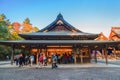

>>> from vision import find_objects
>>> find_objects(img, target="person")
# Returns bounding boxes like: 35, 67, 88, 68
51, 53, 58, 69
6, 55, 9, 60
19, 55, 23, 67
14, 55, 19, 66
29, 54, 34, 66
25, 55, 29, 65
57, 54, 61, 64
43, 55, 47, 66
38, 53, 43, 68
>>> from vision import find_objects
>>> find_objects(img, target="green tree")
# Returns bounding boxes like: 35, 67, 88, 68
0, 14, 6, 21
0, 13, 23, 60
23, 18, 31, 24
6, 19, 11, 25
0, 21, 13, 40
0, 45, 12, 60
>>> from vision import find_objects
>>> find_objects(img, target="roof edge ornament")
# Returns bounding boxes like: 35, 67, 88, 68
57, 13, 63, 20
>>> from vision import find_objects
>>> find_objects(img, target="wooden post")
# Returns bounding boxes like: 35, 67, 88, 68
94, 49, 97, 63
94, 45, 99, 63
74, 54, 76, 64
29, 45, 31, 55
102, 49, 105, 59
80, 53, 83, 63
73, 47, 76, 64
88, 48, 91, 63
11, 44, 14, 65
80, 49, 83, 63
113, 47, 117, 59
104, 45, 108, 65
45, 47, 47, 65
36, 49, 39, 65
45, 47, 47, 57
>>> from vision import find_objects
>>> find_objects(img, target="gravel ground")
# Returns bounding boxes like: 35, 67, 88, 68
0, 67, 120, 80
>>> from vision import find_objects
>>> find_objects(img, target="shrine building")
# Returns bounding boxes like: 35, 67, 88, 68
0, 14, 120, 64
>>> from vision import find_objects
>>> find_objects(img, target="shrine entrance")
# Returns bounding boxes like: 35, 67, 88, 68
47, 46, 73, 63
31, 46, 73, 64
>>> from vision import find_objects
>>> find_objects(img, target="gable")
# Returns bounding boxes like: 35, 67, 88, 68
109, 27, 120, 40
39, 13, 82, 32
95, 32, 108, 40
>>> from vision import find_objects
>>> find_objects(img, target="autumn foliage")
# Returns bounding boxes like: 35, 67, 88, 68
0, 13, 39, 40
7, 18, 39, 40
22, 23, 33, 33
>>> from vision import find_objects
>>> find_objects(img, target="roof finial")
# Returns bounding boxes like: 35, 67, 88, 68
57, 12, 63, 19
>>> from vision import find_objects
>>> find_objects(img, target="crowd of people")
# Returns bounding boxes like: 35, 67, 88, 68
51, 53, 74, 64
14, 52, 74, 69
14, 54, 35, 67
38, 53, 74, 69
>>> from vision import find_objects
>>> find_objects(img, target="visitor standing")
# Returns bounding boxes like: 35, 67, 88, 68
43, 55, 47, 66
38, 53, 43, 68
51, 53, 58, 69
29, 54, 34, 66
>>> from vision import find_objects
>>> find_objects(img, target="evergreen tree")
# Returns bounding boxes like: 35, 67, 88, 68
23, 18, 31, 24
0, 14, 6, 21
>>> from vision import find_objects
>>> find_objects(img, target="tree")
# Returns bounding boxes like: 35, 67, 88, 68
0, 14, 24, 60
6, 19, 11, 26
33, 26, 39, 32
23, 18, 31, 24
0, 16, 13, 60
0, 14, 17, 40
22, 18, 34, 33
0, 45, 12, 60
12, 22, 21, 32
0, 14, 10, 26
0, 14, 6, 21
0, 21, 12, 40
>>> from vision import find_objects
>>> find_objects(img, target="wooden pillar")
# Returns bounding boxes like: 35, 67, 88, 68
29, 45, 31, 55
36, 49, 39, 65
94, 49, 97, 63
102, 49, 105, 59
74, 54, 76, 64
113, 47, 117, 59
73, 47, 77, 64
39, 47, 42, 57
80, 49, 83, 63
94, 45, 99, 63
88, 47, 91, 63
80, 53, 83, 63
11, 44, 14, 65
45, 47, 47, 57
104, 45, 108, 65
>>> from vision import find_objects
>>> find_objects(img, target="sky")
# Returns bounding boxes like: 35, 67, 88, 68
1, 0, 120, 37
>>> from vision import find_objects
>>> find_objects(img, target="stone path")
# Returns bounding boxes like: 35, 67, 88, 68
0, 60, 120, 80
0, 67, 120, 80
